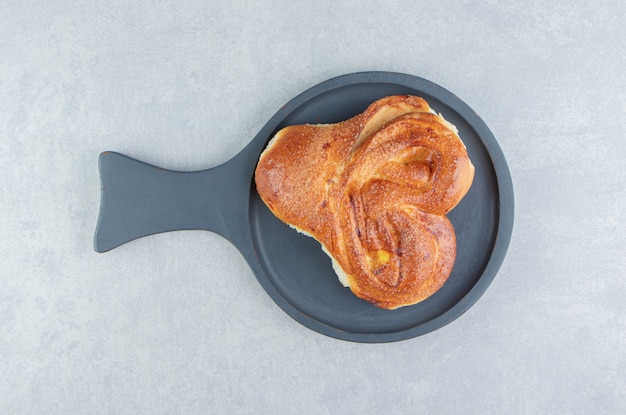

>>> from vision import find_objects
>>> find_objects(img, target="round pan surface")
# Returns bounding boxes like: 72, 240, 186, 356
95, 72, 514, 343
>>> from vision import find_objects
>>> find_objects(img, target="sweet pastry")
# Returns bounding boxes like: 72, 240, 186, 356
254, 95, 474, 309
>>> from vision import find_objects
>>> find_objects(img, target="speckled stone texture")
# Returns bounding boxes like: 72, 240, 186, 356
1, 1, 625, 414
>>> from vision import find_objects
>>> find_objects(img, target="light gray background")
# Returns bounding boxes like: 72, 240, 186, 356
2, 1, 625, 414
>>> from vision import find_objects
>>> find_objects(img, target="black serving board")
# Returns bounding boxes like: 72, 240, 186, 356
95, 72, 514, 343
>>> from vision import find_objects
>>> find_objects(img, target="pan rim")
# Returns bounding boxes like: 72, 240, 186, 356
244, 71, 514, 343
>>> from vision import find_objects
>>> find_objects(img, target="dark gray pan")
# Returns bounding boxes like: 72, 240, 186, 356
95, 71, 514, 343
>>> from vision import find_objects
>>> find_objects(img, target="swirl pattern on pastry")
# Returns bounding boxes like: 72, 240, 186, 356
254, 96, 474, 309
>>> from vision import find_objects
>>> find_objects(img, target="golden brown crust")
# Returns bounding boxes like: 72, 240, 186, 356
254, 95, 474, 309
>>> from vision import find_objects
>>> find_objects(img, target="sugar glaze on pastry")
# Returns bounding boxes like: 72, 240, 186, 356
255, 96, 474, 309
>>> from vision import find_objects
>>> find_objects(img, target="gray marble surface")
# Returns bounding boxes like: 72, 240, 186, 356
2, 1, 625, 413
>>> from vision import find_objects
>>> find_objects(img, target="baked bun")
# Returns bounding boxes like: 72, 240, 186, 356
254, 96, 474, 309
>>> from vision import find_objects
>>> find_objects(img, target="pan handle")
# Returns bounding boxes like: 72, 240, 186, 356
94, 151, 250, 252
